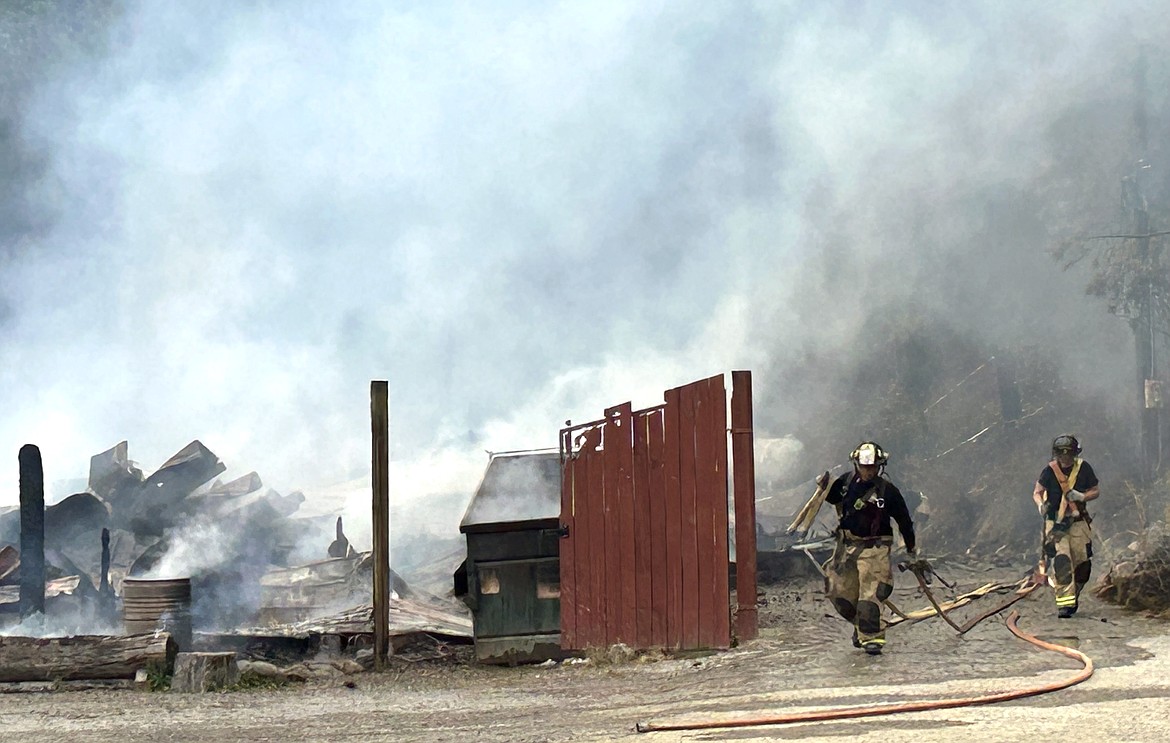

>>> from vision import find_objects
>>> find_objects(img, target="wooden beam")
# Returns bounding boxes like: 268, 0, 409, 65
370, 381, 390, 670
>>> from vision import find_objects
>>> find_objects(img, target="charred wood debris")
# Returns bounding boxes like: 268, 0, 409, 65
1094, 519, 1170, 618
0, 440, 471, 677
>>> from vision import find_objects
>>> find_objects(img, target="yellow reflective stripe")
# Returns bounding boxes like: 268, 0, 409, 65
863, 638, 887, 646
1065, 459, 1082, 492
1055, 596, 1077, 606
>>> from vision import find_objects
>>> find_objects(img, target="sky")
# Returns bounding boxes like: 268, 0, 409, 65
2, 1, 1167, 547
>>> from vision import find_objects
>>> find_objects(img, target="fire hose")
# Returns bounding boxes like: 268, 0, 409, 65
898, 558, 966, 633
634, 610, 1092, 733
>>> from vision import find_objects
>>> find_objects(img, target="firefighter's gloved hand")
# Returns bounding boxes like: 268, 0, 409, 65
1067, 489, 1086, 502
910, 554, 929, 573
902, 554, 932, 582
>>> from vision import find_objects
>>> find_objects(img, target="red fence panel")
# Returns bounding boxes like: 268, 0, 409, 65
602, 411, 622, 645
633, 413, 653, 649
711, 375, 731, 646
583, 426, 607, 649
561, 372, 752, 653
613, 404, 637, 645
663, 387, 683, 649
694, 375, 718, 650
646, 409, 668, 647
677, 381, 700, 649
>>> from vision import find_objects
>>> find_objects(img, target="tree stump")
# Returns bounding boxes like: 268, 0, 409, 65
171, 652, 239, 692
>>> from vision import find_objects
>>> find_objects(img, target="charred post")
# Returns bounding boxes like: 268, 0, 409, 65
100, 527, 111, 595
99, 527, 115, 622
18, 444, 45, 619
328, 516, 353, 558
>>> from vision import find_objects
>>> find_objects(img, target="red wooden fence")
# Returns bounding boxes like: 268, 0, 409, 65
559, 372, 756, 651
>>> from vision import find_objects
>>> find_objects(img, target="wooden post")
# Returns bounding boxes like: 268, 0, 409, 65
18, 444, 45, 620
370, 381, 390, 670
730, 372, 758, 642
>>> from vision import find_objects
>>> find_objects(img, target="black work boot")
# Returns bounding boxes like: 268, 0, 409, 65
851, 629, 861, 648
1058, 606, 1074, 619
863, 642, 883, 656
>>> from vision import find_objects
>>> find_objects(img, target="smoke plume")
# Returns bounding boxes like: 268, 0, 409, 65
1, 2, 1168, 548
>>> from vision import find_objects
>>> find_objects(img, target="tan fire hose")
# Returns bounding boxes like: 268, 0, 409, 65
634, 610, 1092, 733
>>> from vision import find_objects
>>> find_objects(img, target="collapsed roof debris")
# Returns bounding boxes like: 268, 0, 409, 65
0, 439, 471, 669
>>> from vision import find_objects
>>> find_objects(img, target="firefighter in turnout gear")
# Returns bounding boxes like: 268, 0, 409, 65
824, 441, 916, 655
1034, 434, 1099, 618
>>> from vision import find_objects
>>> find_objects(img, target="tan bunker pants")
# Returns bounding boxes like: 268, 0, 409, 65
824, 536, 893, 646
1044, 518, 1092, 612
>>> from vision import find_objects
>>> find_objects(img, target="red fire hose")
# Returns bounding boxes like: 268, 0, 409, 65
635, 610, 1093, 733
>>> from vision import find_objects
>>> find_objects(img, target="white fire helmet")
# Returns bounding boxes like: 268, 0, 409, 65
850, 441, 888, 467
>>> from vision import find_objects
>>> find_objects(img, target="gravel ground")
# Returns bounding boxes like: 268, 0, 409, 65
0, 563, 1166, 743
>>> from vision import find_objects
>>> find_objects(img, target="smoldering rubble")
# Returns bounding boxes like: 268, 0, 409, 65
0, 440, 471, 665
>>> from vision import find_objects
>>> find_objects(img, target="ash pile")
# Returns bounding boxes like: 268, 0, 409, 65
0, 440, 471, 659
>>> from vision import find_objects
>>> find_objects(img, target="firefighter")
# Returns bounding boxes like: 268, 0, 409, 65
823, 441, 916, 655
1033, 434, 1099, 618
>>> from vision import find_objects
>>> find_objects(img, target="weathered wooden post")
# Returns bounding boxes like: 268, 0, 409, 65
18, 444, 45, 620
371, 381, 390, 670
730, 372, 758, 642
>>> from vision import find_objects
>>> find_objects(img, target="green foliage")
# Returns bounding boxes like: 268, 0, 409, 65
1055, 231, 1170, 332
144, 661, 171, 692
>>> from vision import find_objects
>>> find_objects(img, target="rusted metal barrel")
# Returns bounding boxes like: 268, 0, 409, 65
122, 577, 192, 648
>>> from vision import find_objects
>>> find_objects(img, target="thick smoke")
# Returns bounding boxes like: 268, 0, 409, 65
1, 3, 1168, 547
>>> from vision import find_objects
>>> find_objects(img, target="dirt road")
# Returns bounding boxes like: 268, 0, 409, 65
0, 566, 1166, 742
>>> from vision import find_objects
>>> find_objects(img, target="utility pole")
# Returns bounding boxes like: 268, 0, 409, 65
1128, 49, 1161, 480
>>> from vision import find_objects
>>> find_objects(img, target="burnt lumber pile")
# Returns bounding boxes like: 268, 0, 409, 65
1095, 521, 1170, 616
0, 439, 332, 631
194, 553, 472, 666
0, 437, 472, 686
